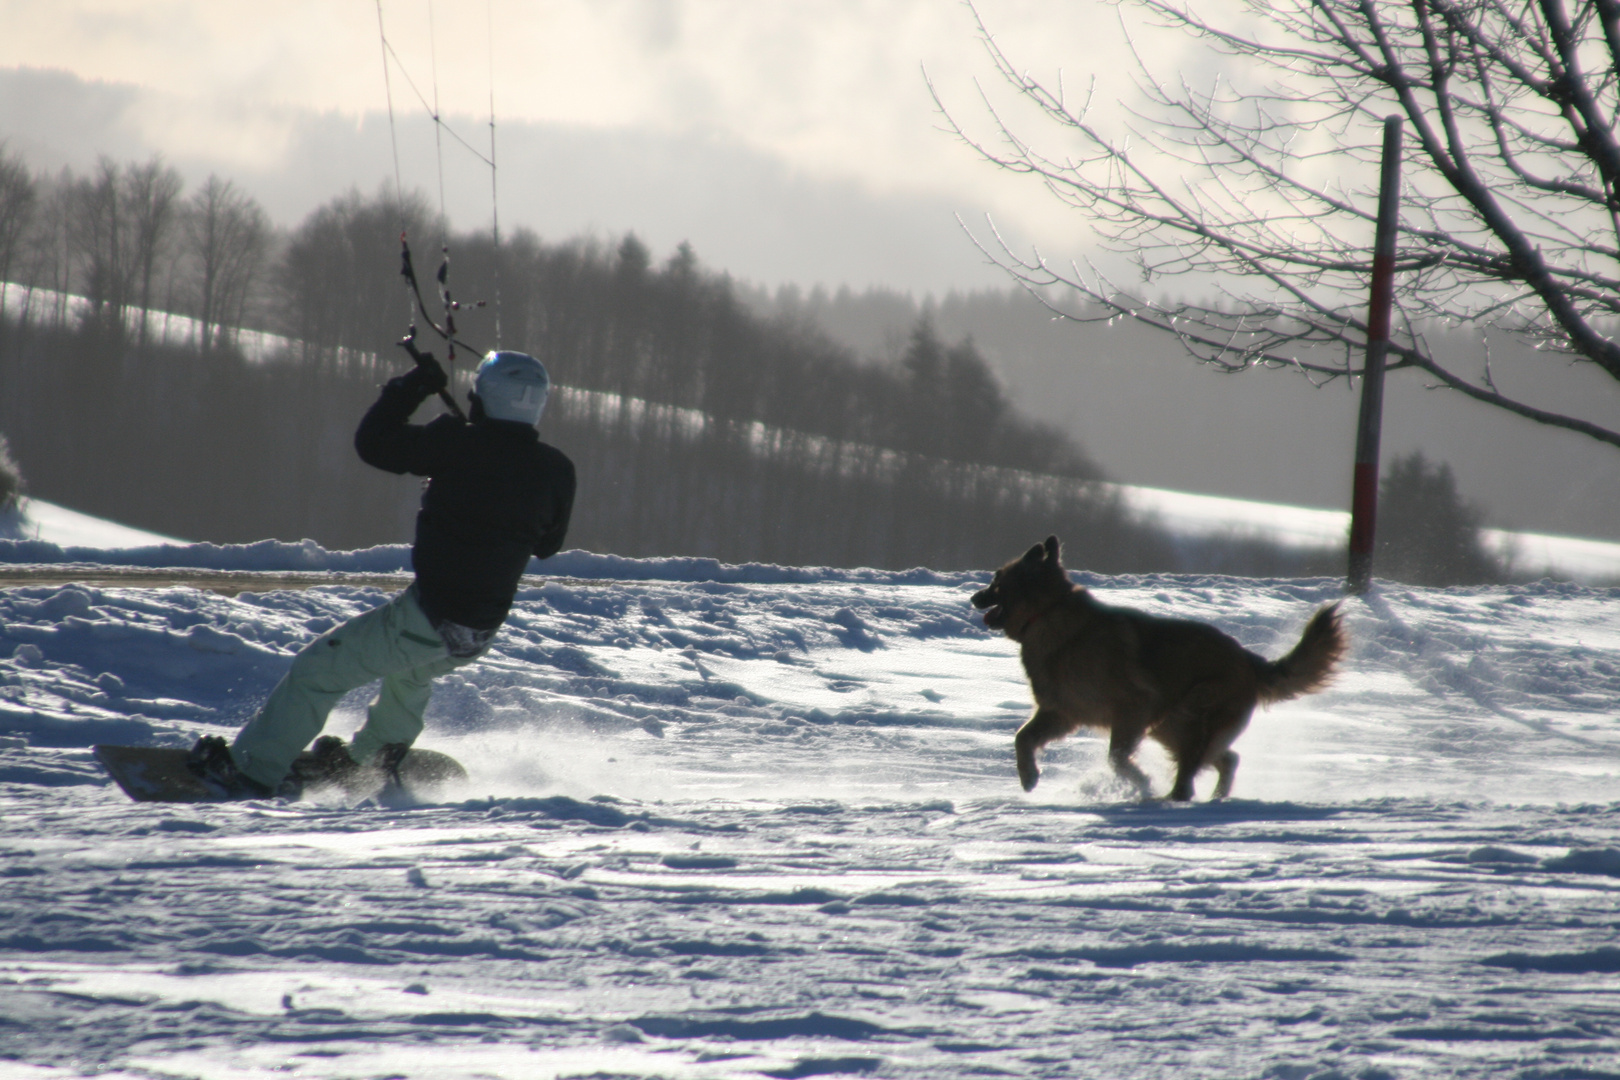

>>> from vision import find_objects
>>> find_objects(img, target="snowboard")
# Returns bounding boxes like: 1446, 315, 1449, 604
93, 743, 468, 804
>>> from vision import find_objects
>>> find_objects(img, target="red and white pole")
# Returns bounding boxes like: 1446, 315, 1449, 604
1347, 116, 1402, 594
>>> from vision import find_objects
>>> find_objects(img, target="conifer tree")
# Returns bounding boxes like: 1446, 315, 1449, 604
1376, 452, 1503, 586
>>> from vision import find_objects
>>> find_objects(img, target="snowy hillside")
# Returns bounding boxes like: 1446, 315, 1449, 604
1120, 485, 1620, 585
0, 497, 185, 549
11, 483, 1620, 583
1, 533, 1619, 1078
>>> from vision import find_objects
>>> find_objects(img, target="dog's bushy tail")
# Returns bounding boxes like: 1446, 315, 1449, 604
1255, 603, 1346, 705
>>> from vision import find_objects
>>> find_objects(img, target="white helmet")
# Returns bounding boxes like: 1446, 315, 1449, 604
474, 351, 550, 426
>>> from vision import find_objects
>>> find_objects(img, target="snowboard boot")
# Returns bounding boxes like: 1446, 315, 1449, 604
280, 735, 361, 797
186, 735, 273, 800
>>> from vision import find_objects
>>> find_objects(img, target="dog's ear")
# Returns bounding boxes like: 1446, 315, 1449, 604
1044, 535, 1061, 563
1022, 542, 1045, 564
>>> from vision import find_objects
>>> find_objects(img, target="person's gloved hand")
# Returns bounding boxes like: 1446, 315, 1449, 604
399, 354, 448, 397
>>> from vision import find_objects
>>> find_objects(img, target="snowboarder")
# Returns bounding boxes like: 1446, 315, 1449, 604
187, 349, 576, 798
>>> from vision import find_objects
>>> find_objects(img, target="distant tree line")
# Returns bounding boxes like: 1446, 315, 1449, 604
752, 283, 1524, 585
0, 147, 1092, 478
0, 143, 1505, 581
0, 309, 1173, 572
0, 146, 1141, 570
270, 193, 1099, 480
0, 150, 270, 355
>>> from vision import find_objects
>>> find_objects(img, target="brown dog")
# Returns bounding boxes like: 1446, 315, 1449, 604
972, 536, 1346, 800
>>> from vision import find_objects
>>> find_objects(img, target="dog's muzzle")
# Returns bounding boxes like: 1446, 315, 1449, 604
971, 587, 1007, 630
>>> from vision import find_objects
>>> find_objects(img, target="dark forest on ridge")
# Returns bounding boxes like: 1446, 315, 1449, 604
0, 151, 1504, 582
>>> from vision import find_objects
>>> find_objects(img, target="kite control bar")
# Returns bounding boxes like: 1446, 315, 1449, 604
398, 330, 468, 422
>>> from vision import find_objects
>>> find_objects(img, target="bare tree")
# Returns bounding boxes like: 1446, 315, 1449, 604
185, 175, 270, 354
0, 143, 36, 325
937, 0, 1620, 450
124, 157, 184, 350
9, 169, 74, 327
276, 185, 436, 363
66, 157, 135, 335
59, 156, 185, 345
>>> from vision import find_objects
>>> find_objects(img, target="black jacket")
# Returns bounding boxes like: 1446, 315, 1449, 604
355, 374, 576, 630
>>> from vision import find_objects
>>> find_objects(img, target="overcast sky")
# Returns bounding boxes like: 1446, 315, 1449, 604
0, 0, 1173, 292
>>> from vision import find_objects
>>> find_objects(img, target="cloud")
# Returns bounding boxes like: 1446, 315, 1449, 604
0, 66, 1019, 292
0, 2, 1198, 289
0, 1, 1161, 245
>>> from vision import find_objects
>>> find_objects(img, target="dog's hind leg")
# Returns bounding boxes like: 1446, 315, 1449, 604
1211, 750, 1239, 800
1165, 700, 1218, 802
1168, 697, 1251, 801
1204, 712, 1249, 800
1168, 749, 1207, 802
1014, 708, 1072, 792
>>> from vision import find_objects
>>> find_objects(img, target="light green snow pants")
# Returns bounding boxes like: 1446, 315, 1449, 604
230, 586, 475, 788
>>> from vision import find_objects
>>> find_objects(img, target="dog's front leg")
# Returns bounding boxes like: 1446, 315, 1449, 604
1107, 721, 1153, 799
1014, 708, 1074, 792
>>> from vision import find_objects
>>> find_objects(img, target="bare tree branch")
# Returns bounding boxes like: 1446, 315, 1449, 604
938, 0, 1620, 449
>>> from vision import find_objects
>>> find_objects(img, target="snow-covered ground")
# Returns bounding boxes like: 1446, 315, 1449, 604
2, 519, 1619, 1079
0, 498, 187, 549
